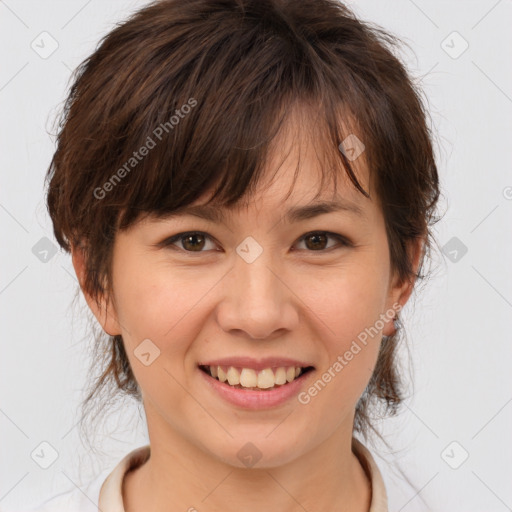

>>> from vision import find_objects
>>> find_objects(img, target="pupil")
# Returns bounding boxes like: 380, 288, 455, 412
306, 233, 326, 250
183, 233, 205, 251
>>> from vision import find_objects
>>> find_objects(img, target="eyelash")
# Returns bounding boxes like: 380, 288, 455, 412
159, 231, 351, 254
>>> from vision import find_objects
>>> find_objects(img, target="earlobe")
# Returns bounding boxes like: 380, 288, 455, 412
71, 243, 121, 336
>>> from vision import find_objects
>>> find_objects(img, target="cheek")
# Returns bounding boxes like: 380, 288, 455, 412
301, 260, 388, 341
110, 257, 215, 406
296, 260, 387, 401
111, 254, 215, 356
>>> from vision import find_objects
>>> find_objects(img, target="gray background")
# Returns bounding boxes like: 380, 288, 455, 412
1, 0, 511, 510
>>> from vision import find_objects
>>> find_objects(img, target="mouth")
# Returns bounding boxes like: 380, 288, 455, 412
198, 364, 315, 391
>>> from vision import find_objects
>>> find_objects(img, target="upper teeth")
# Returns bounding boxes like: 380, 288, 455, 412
207, 365, 304, 389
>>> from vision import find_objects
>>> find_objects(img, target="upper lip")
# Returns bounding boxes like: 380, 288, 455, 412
198, 357, 314, 372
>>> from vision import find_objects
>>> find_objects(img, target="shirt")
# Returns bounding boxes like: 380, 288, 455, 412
28, 438, 387, 511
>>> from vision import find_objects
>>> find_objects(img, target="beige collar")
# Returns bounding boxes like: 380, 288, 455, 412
352, 437, 388, 511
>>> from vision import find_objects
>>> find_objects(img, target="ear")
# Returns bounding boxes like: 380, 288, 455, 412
71, 243, 121, 336
382, 235, 425, 336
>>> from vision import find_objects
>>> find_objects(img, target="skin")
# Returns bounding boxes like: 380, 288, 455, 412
72, 113, 423, 512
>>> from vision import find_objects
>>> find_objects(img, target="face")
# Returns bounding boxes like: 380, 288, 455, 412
74, 119, 419, 470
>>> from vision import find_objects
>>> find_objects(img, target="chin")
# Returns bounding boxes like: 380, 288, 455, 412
204, 431, 310, 469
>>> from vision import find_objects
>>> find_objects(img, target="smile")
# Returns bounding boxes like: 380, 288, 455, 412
199, 364, 315, 391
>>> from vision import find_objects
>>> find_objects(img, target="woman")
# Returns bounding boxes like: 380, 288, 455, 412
33, 0, 441, 510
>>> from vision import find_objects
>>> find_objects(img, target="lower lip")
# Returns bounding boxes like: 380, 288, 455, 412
198, 367, 313, 410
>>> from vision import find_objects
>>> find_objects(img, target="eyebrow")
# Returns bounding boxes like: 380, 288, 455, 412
158, 199, 366, 224
284, 200, 366, 222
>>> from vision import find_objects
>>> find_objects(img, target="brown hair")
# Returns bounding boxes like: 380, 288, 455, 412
45, 0, 442, 444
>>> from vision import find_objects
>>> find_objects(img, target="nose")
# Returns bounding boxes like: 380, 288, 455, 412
215, 248, 299, 340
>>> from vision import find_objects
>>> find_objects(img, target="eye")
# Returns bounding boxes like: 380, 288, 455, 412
294, 231, 350, 252
162, 231, 218, 252
158, 230, 350, 253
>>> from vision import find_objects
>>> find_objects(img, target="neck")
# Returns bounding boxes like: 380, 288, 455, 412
123, 421, 371, 512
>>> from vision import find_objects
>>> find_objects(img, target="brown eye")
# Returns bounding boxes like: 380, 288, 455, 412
296, 232, 349, 252
304, 233, 328, 250
160, 232, 217, 252
181, 233, 206, 251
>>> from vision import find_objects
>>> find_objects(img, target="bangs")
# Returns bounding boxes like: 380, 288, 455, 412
65, 1, 375, 233
114, 96, 370, 232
